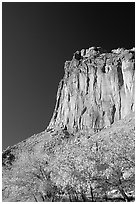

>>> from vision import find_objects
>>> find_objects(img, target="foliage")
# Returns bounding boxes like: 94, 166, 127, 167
2, 114, 135, 201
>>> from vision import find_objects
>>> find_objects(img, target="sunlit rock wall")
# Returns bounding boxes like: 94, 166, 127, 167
47, 47, 135, 133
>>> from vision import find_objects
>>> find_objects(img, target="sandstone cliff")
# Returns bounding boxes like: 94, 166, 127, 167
48, 47, 135, 133
2, 47, 135, 202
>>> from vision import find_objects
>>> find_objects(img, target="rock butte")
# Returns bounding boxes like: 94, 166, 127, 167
2, 46, 135, 202
47, 47, 135, 134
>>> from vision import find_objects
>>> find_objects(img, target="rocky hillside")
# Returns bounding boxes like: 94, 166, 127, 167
2, 47, 135, 202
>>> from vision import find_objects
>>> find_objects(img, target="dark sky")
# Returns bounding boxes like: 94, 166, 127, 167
2, 2, 135, 150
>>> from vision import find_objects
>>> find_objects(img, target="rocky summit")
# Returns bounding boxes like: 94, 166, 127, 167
2, 47, 135, 202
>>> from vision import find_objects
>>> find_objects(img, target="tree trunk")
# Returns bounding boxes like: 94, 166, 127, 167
118, 186, 130, 202
117, 177, 130, 202
33, 194, 38, 202
68, 193, 73, 202
90, 185, 94, 201
75, 191, 79, 201
81, 192, 87, 201
104, 192, 108, 201
51, 195, 55, 202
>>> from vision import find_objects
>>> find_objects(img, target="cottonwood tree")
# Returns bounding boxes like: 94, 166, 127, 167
92, 130, 135, 201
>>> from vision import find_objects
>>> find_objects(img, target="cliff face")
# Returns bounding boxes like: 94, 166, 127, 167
48, 47, 135, 133
2, 47, 135, 202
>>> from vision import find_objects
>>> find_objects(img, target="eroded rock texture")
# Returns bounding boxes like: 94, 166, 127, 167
48, 47, 135, 133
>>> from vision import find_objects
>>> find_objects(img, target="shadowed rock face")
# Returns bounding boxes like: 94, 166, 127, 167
48, 47, 135, 133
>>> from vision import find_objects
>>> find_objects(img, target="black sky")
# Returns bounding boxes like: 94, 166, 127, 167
2, 2, 135, 150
